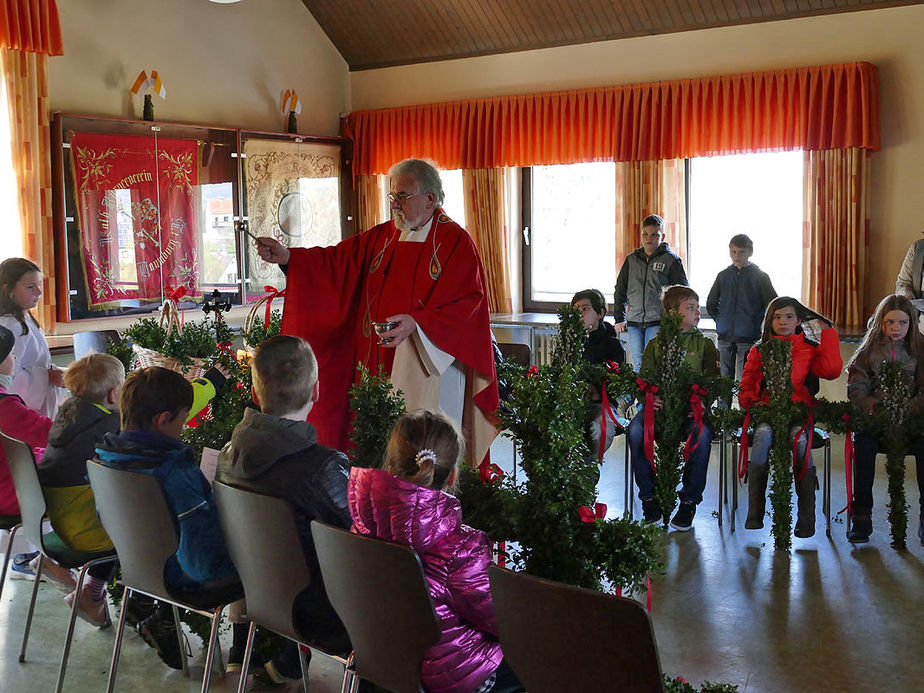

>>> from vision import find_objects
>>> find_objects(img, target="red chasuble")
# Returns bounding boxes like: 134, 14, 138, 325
282, 211, 499, 463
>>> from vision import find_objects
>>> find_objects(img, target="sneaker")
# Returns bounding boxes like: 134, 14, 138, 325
32, 556, 77, 593
123, 595, 158, 629
670, 502, 696, 531
139, 607, 184, 670
64, 588, 111, 628
226, 644, 265, 674
847, 515, 872, 544
641, 498, 661, 524
9, 551, 39, 580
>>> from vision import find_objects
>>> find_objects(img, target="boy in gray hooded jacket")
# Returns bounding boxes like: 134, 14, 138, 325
217, 335, 351, 684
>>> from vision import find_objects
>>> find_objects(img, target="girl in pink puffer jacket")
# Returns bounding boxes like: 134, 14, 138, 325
348, 410, 523, 693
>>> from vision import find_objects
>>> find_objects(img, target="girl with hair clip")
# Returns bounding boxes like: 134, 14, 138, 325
738, 297, 843, 538
348, 410, 524, 693
846, 294, 924, 545
0, 258, 64, 418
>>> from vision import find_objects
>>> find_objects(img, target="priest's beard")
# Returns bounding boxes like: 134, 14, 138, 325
392, 209, 409, 232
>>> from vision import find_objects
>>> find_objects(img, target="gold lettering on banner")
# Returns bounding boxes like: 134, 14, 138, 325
114, 171, 154, 189
148, 236, 181, 272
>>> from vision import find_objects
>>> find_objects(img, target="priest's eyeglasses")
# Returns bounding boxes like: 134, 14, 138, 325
388, 191, 420, 205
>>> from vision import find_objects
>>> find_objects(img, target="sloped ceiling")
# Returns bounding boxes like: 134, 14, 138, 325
300, 0, 921, 71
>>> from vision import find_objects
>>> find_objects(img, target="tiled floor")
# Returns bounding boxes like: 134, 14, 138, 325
1, 432, 922, 692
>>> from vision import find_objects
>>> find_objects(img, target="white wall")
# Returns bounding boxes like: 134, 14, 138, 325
50, 0, 350, 135
350, 5, 924, 313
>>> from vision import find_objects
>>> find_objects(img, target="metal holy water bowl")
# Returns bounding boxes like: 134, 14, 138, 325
372, 321, 399, 344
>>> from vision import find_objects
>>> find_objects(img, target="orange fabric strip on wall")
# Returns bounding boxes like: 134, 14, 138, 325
0, 0, 63, 56
344, 62, 880, 175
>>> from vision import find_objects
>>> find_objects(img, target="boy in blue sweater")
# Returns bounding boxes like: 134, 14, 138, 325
706, 234, 776, 397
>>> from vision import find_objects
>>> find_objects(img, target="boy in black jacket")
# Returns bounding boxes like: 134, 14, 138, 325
572, 289, 626, 459
706, 234, 777, 402
217, 335, 351, 685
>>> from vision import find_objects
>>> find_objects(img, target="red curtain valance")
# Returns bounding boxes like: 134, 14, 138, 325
1, 0, 63, 55
344, 62, 880, 175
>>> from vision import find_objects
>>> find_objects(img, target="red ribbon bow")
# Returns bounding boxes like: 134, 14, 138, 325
526, 365, 539, 377
838, 413, 854, 516
262, 285, 286, 327
478, 461, 505, 484
636, 378, 658, 470
684, 384, 708, 462
165, 285, 187, 326
578, 503, 607, 523
605, 361, 620, 373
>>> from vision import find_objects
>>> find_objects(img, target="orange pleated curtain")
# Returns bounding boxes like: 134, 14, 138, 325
462, 169, 512, 313
345, 62, 879, 325
1, 0, 62, 331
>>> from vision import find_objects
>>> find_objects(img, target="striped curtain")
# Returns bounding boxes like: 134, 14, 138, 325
615, 159, 687, 270
355, 173, 387, 236
462, 168, 512, 312
802, 148, 870, 328
1, 46, 55, 330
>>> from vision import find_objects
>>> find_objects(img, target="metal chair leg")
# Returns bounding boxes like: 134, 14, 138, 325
731, 441, 738, 533
0, 523, 21, 602
200, 607, 222, 693
20, 553, 43, 662
298, 644, 311, 691
717, 431, 725, 527
825, 439, 832, 538
55, 563, 91, 693
173, 604, 191, 677
236, 621, 257, 693
107, 587, 132, 693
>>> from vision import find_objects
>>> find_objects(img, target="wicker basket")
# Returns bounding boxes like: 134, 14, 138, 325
242, 289, 283, 350
128, 296, 206, 379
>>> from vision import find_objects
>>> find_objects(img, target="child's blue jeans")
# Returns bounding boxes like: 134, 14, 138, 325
749, 423, 812, 469
626, 325, 659, 368
628, 407, 712, 505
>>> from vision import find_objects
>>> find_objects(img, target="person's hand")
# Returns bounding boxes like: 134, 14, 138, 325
651, 395, 664, 411
256, 237, 291, 266
379, 314, 417, 348
48, 368, 65, 388
0, 353, 14, 377
615, 321, 627, 334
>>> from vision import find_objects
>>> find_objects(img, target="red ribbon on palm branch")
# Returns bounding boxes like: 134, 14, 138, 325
478, 461, 505, 484
636, 378, 658, 471
738, 410, 751, 480
683, 384, 708, 462
597, 361, 623, 463
578, 503, 607, 523
792, 406, 815, 481
838, 414, 854, 516
262, 285, 286, 327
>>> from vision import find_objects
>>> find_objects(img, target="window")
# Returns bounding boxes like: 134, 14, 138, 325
524, 163, 616, 306
440, 169, 466, 228
521, 152, 804, 314
687, 151, 803, 304
0, 75, 22, 259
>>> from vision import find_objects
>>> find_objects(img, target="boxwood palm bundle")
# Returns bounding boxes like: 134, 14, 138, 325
459, 306, 662, 594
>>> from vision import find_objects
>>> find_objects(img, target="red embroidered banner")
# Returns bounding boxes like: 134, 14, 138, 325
70, 133, 200, 308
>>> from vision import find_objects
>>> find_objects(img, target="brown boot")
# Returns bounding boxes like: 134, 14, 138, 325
794, 467, 817, 538
745, 463, 768, 529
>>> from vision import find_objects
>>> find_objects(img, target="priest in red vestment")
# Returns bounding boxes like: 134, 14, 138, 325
256, 159, 499, 466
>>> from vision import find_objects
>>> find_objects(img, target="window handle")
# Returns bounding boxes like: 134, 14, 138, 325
522, 226, 530, 246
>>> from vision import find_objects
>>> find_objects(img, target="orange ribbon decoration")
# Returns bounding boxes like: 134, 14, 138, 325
683, 384, 708, 462
578, 503, 607, 523
262, 285, 286, 328
636, 378, 658, 471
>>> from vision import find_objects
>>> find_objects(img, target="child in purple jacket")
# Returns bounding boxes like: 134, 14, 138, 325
348, 411, 524, 693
